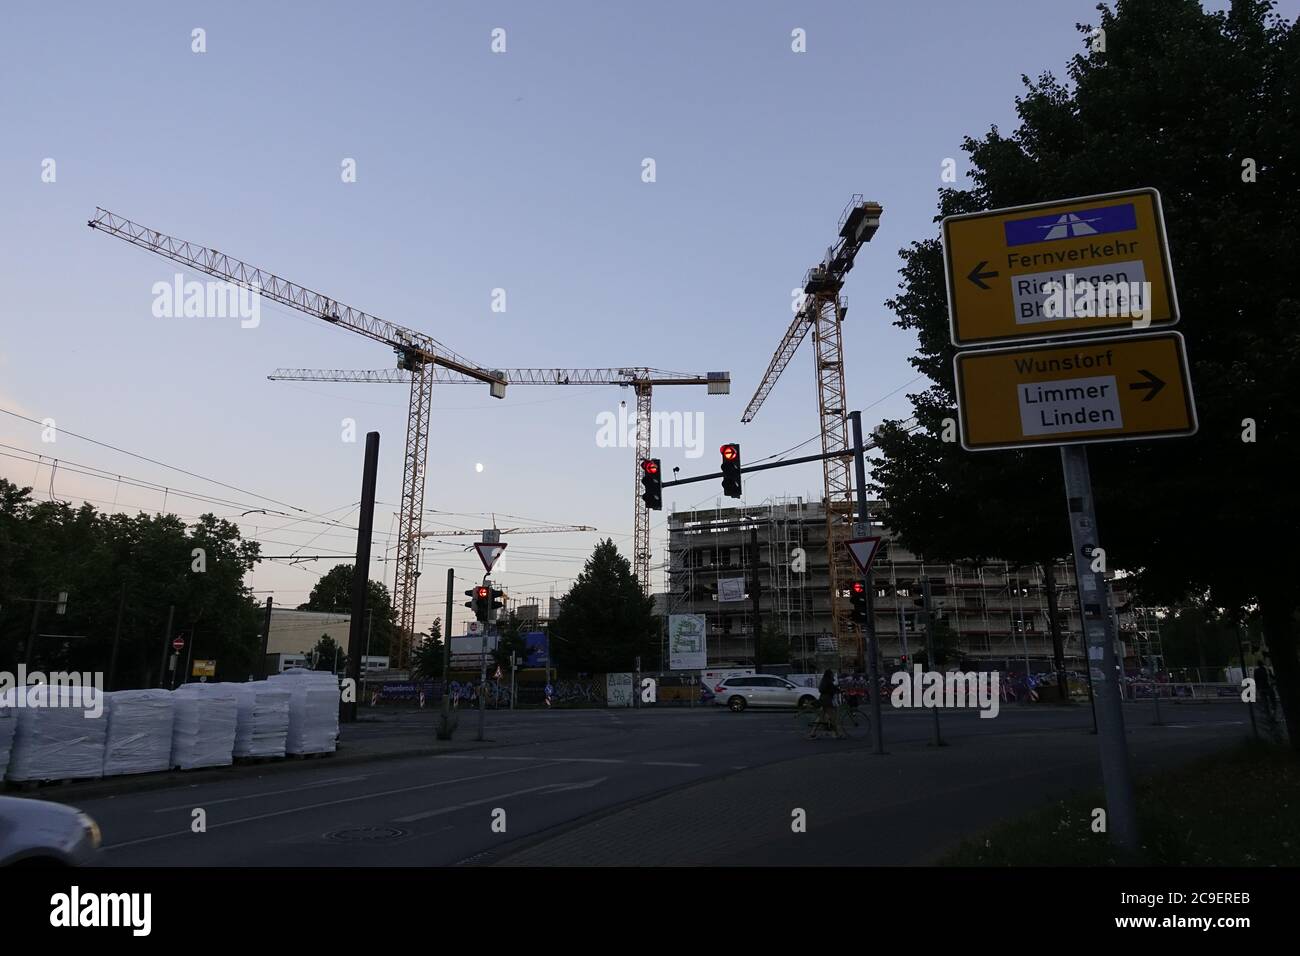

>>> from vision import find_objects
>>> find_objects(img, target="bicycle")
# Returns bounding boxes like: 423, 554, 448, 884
796, 694, 867, 739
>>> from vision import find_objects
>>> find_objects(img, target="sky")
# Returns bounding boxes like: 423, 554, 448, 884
2, 0, 1278, 637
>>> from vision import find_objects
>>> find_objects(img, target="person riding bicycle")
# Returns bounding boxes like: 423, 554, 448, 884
810, 669, 845, 739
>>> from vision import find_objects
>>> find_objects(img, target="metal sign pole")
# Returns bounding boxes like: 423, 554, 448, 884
1060, 444, 1139, 852
849, 411, 885, 755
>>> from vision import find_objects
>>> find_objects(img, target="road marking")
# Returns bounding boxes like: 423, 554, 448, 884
104, 762, 558, 851
393, 777, 607, 822
150, 775, 371, 812
437, 754, 626, 764
643, 761, 701, 767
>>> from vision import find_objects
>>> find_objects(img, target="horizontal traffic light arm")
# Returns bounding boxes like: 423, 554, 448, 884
660, 448, 851, 487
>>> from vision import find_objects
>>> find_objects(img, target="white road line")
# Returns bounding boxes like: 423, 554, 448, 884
104, 762, 558, 851
393, 777, 607, 822
642, 761, 701, 767
150, 775, 371, 812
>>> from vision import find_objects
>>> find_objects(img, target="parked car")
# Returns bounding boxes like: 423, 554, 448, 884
712, 675, 819, 712
0, 796, 102, 866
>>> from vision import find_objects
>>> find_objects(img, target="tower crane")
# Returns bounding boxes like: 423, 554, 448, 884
88, 208, 507, 670
740, 195, 882, 664
268, 367, 730, 594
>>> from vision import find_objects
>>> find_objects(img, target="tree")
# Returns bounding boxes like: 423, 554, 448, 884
298, 564, 397, 656
409, 618, 444, 681
758, 620, 790, 666
871, 0, 1300, 749
551, 539, 656, 673
311, 635, 342, 672
491, 612, 530, 672
0, 479, 263, 686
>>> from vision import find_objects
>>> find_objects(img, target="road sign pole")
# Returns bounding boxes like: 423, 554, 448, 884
849, 411, 885, 756
1059, 444, 1139, 852
478, 579, 488, 742
921, 577, 943, 747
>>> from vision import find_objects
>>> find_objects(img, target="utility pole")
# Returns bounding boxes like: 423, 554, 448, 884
256, 597, 274, 679
921, 577, 944, 747
441, 567, 453, 732
750, 526, 763, 674
477, 580, 489, 742
158, 604, 174, 688
107, 582, 126, 692
849, 411, 884, 755
343, 431, 380, 724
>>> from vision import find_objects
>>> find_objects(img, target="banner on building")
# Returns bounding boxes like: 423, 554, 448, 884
523, 632, 549, 667
717, 577, 747, 603
668, 614, 708, 670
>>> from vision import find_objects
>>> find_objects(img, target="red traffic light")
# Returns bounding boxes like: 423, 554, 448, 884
721, 444, 739, 462
642, 459, 659, 475
475, 586, 489, 598
850, 581, 866, 595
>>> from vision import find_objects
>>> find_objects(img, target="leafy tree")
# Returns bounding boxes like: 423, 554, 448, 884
551, 539, 656, 673
311, 635, 343, 672
758, 620, 790, 665
298, 563, 397, 656
0, 479, 263, 686
870, 0, 1300, 748
1160, 602, 1257, 674
409, 618, 444, 681
491, 612, 530, 671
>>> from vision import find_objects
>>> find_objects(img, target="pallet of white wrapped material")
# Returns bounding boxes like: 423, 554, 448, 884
268, 671, 339, 754
4, 684, 108, 783
233, 681, 291, 758
170, 683, 238, 770
103, 689, 175, 777
0, 691, 15, 781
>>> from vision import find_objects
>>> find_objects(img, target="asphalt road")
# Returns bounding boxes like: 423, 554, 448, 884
73, 702, 1248, 866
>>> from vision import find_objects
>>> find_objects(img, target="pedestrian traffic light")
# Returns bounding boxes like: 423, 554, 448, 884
720, 443, 742, 498
849, 580, 869, 623
640, 458, 662, 510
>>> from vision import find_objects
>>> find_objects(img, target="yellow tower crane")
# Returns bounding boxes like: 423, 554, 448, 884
740, 196, 882, 665
268, 367, 730, 598
88, 209, 506, 670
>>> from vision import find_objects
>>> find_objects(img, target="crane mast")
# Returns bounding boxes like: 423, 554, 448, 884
740, 195, 882, 666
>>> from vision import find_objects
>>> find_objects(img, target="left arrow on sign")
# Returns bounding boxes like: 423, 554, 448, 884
966, 260, 999, 290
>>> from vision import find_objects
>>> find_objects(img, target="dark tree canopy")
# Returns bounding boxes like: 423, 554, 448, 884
298, 563, 397, 656
870, 0, 1300, 746
551, 539, 656, 673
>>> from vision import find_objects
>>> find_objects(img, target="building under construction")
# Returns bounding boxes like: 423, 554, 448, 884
663, 498, 1156, 673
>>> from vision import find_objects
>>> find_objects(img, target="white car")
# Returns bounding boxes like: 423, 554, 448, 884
712, 675, 819, 712
0, 796, 102, 866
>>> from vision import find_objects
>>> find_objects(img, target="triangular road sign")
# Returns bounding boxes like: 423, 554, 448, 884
474, 542, 507, 573
845, 537, 882, 575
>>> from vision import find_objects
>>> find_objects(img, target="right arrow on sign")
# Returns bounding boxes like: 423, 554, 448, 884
1128, 368, 1166, 402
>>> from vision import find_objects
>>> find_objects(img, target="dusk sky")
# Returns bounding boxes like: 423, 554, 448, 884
2, 0, 1272, 635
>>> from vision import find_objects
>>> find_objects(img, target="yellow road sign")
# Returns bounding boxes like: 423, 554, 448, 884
954, 332, 1196, 451
191, 659, 216, 677
943, 189, 1179, 346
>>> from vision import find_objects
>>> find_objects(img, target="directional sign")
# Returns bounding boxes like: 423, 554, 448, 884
953, 331, 1196, 451
943, 188, 1179, 346
474, 542, 507, 573
845, 537, 882, 575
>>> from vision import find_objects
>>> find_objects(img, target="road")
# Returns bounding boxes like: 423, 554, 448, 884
73, 702, 1247, 866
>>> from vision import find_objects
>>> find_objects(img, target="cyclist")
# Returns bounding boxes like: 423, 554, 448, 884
810, 669, 844, 739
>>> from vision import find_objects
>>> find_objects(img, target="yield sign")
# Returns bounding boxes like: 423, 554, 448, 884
474, 542, 507, 573
845, 537, 882, 576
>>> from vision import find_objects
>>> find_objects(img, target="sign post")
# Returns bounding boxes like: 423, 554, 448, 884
943, 188, 1191, 854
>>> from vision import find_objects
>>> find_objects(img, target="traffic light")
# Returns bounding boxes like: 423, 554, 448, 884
849, 580, 869, 623
640, 458, 662, 510
720, 443, 742, 498
488, 586, 505, 618
464, 585, 490, 621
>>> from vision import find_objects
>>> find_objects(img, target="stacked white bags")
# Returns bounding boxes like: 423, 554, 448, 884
268, 671, 339, 754
5, 684, 108, 782
232, 681, 291, 758
0, 690, 15, 780
170, 683, 238, 769
103, 689, 175, 776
